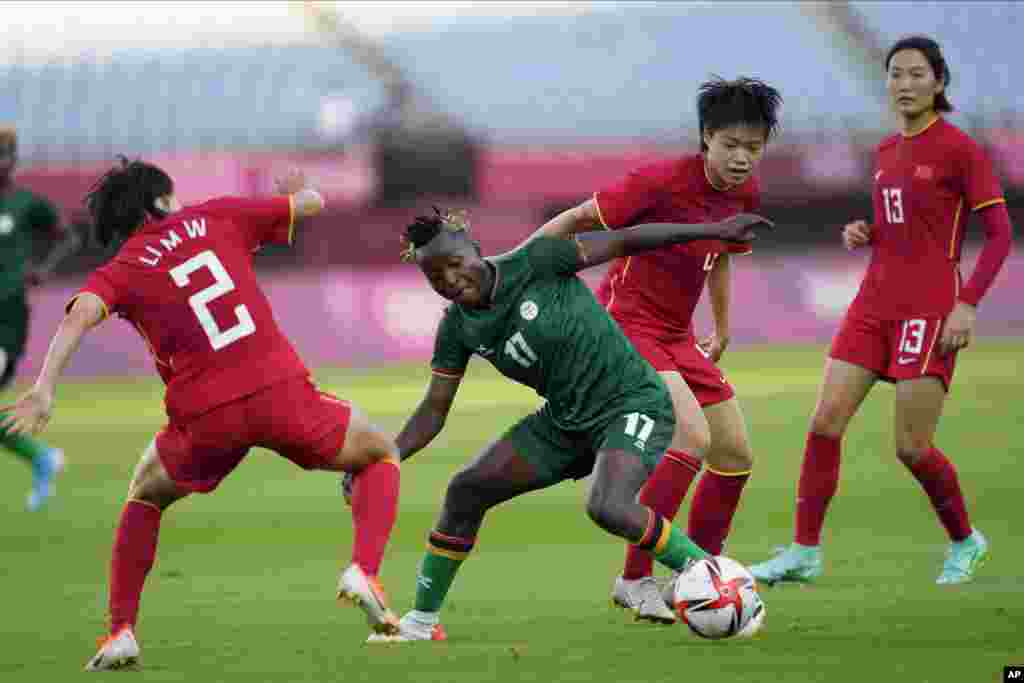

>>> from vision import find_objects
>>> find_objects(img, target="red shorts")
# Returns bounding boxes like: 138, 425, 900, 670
829, 309, 957, 390
156, 376, 352, 493
624, 329, 735, 407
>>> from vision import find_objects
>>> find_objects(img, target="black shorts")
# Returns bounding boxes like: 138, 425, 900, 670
0, 292, 30, 389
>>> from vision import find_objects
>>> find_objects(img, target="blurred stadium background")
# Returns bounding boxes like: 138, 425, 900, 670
4, 0, 1021, 376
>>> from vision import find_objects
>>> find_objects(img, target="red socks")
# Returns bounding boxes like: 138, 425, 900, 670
622, 450, 701, 580
350, 459, 401, 577
109, 500, 162, 635
794, 433, 841, 547
688, 468, 750, 555
903, 447, 971, 542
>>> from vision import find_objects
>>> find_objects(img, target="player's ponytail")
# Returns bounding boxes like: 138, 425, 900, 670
885, 35, 953, 113
85, 156, 174, 247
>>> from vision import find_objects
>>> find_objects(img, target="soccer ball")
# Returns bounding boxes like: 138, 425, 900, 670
672, 556, 765, 639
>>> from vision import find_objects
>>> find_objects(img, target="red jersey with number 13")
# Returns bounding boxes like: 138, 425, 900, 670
594, 154, 759, 336
851, 117, 1006, 319
70, 197, 308, 423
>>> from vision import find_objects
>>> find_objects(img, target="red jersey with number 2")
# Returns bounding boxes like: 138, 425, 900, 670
70, 196, 308, 423
593, 154, 758, 336
851, 117, 1006, 319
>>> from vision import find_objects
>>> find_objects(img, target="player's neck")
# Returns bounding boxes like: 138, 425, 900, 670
900, 111, 940, 138
703, 159, 732, 192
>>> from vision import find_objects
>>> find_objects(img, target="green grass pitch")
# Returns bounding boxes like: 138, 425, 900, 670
2, 343, 1022, 682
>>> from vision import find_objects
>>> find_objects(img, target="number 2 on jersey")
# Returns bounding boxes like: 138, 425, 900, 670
169, 250, 256, 351
882, 187, 904, 224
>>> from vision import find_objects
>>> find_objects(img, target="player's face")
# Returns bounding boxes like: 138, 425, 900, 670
887, 49, 943, 119
417, 233, 491, 308
703, 125, 766, 188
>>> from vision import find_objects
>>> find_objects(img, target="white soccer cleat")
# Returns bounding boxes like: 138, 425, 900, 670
84, 627, 140, 671
612, 576, 677, 624
366, 611, 448, 643
27, 448, 64, 511
337, 564, 400, 635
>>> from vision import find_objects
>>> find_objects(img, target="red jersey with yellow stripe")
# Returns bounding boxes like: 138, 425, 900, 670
852, 116, 1006, 319
69, 196, 308, 423
593, 154, 758, 336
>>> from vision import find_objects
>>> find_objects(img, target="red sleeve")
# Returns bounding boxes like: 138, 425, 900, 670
593, 165, 667, 230
959, 202, 1013, 308
66, 265, 122, 320
215, 196, 295, 252
963, 138, 1006, 212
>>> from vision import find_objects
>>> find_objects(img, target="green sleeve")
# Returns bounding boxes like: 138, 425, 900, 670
525, 236, 583, 278
430, 306, 471, 377
28, 194, 60, 236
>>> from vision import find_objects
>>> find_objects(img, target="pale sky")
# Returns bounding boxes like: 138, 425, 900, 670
1, 1, 656, 62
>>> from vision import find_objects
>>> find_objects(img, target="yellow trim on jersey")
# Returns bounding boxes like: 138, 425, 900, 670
971, 197, 1005, 212
652, 518, 674, 554
65, 292, 110, 321
428, 544, 469, 561
920, 318, 942, 375
287, 194, 296, 245
705, 465, 753, 477
126, 498, 161, 512
948, 199, 963, 259
592, 193, 611, 230
902, 114, 941, 138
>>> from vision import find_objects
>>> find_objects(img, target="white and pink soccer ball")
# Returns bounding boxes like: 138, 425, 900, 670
672, 556, 765, 639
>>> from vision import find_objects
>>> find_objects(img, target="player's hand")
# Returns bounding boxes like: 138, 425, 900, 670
340, 471, 354, 506
698, 332, 730, 364
716, 213, 774, 242
274, 167, 308, 195
939, 301, 976, 357
842, 220, 872, 250
0, 385, 55, 436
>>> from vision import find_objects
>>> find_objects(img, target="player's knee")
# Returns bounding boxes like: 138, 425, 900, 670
676, 421, 711, 455
444, 466, 492, 514
127, 470, 183, 510
708, 439, 753, 472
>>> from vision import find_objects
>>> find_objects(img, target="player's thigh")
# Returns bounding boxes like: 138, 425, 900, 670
893, 376, 947, 455
703, 398, 753, 472
657, 371, 710, 454
128, 437, 190, 508
816, 311, 890, 435
497, 408, 592, 490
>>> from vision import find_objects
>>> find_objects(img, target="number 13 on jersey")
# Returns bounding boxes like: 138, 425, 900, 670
882, 187, 904, 224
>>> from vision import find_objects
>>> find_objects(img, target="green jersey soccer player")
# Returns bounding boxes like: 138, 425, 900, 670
359, 207, 772, 641
0, 126, 80, 510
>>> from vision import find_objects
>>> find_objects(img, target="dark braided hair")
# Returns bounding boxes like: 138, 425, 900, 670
400, 206, 472, 262
84, 156, 174, 247
697, 76, 783, 152
885, 35, 953, 113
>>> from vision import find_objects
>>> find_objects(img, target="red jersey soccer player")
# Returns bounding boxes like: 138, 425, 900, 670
1, 159, 404, 669
751, 36, 1013, 586
532, 77, 782, 623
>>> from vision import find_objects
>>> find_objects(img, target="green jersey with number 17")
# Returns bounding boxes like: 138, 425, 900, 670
431, 236, 669, 432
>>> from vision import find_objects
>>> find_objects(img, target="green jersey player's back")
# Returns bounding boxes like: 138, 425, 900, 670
0, 188, 59, 299
432, 236, 667, 432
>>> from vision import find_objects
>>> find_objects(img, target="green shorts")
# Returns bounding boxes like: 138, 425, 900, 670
503, 390, 676, 487
0, 292, 29, 388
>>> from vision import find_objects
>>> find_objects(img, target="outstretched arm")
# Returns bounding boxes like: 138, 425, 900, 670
0, 293, 107, 435
522, 199, 605, 245
396, 372, 463, 462
573, 213, 773, 269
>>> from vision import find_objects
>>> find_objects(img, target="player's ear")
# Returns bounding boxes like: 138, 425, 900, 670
153, 194, 179, 215
702, 128, 714, 150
